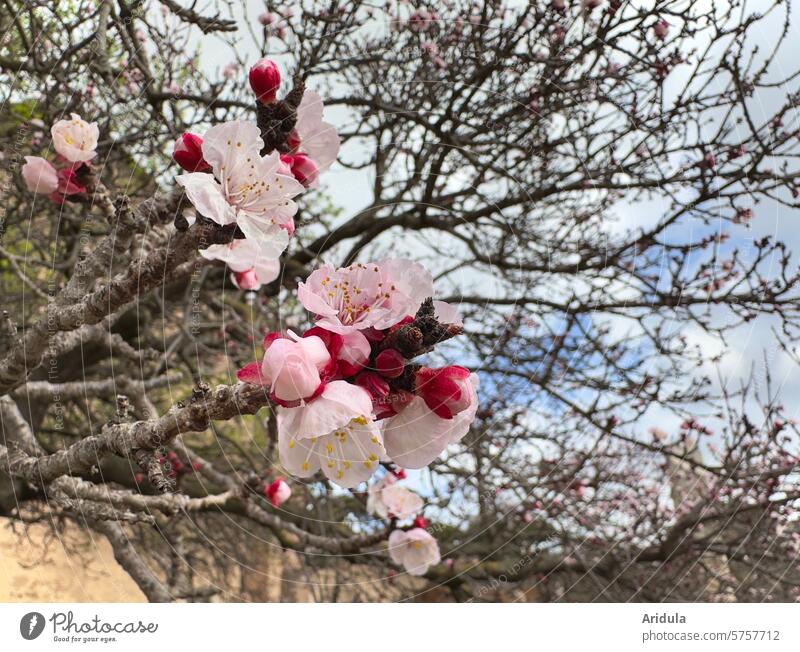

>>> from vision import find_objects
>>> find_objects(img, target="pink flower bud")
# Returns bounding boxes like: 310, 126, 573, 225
238, 333, 331, 404
233, 269, 259, 290
265, 477, 291, 506
284, 153, 320, 187
173, 133, 211, 172
653, 19, 669, 40
415, 365, 474, 419
249, 58, 281, 104
21, 156, 58, 194
258, 12, 276, 26
375, 349, 405, 378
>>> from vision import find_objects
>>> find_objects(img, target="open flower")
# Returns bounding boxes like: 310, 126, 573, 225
383, 373, 479, 468
367, 473, 396, 516
176, 120, 303, 246
200, 236, 287, 291
368, 476, 423, 520
297, 259, 434, 333
238, 331, 331, 404
277, 381, 385, 488
388, 528, 441, 576
21, 156, 58, 194
51, 113, 99, 162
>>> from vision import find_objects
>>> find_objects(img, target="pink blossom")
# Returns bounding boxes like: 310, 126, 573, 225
420, 41, 439, 58
653, 19, 669, 40
286, 90, 340, 181
21, 156, 58, 194
239, 332, 331, 403
408, 10, 434, 32
51, 113, 99, 162
249, 58, 281, 104
258, 12, 277, 26
415, 365, 474, 418
264, 477, 291, 506
222, 62, 239, 79
367, 473, 396, 515
433, 299, 463, 326
277, 382, 385, 487
368, 479, 423, 520
383, 373, 479, 468
297, 259, 433, 333
176, 120, 303, 248
277, 379, 370, 439
173, 133, 211, 172
200, 237, 286, 291
388, 528, 441, 575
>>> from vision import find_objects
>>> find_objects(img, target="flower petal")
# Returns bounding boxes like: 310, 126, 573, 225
433, 300, 463, 327
317, 419, 385, 488
201, 120, 263, 181
277, 381, 373, 441
237, 361, 266, 385
383, 374, 479, 468
176, 173, 237, 225
278, 429, 321, 478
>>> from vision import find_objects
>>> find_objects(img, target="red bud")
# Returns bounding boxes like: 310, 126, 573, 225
249, 58, 281, 104
375, 349, 404, 378
173, 133, 210, 172
284, 152, 319, 187
355, 371, 390, 399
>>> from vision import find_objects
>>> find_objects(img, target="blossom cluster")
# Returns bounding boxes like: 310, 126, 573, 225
21, 113, 99, 204
20, 58, 472, 579
237, 258, 478, 488
235, 257, 479, 575
173, 58, 340, 290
